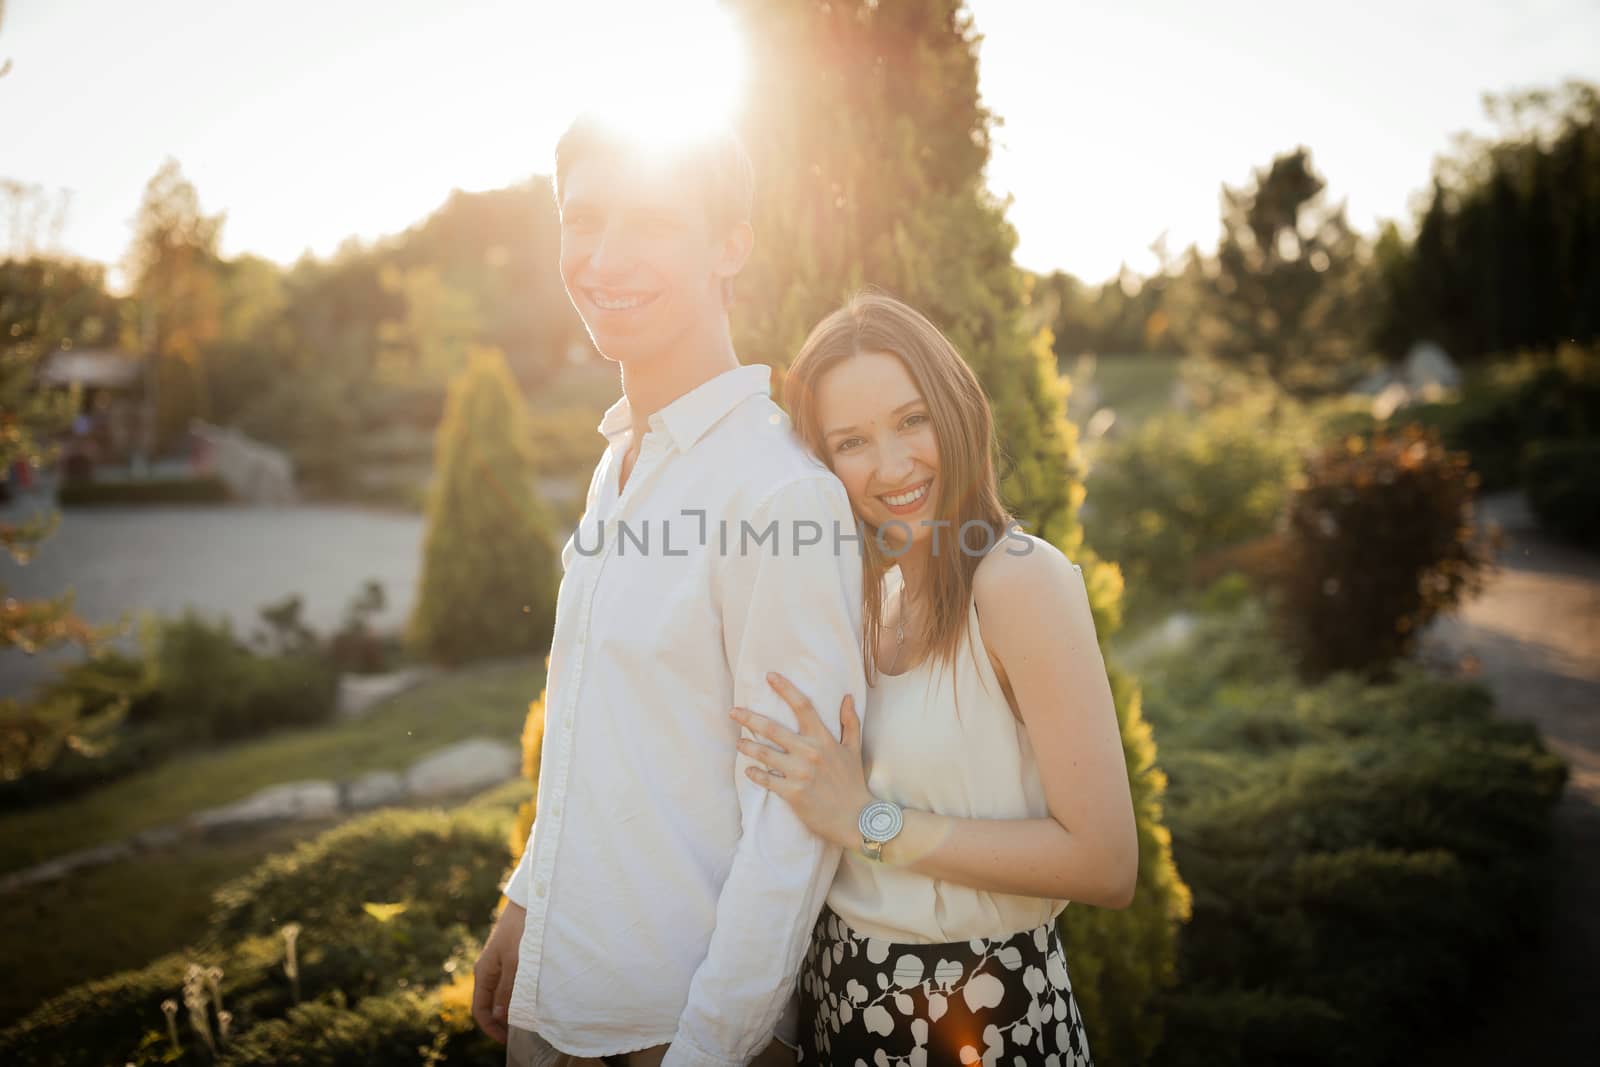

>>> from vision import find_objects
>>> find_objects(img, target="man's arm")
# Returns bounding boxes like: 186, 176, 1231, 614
500, 438, 614, 909
501, 841, 533, 907
665, 475, 866, 1067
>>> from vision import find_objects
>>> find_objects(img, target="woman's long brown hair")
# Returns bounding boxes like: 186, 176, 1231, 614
782, 292, 1015, 687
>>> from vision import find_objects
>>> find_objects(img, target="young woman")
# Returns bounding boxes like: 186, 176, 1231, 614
729, 294, 1137, 1066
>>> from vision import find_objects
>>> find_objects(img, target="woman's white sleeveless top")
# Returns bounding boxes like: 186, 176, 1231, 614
826, 562, 1072, 944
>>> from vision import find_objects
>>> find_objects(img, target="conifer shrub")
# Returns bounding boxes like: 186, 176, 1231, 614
215, 985, 499, 1067
1139, 594, 1567, 1065
409, 346, 559, 665
1, 808, 511, 1066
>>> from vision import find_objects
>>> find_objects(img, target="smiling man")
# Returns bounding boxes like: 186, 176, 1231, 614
470, 116, 867, 1067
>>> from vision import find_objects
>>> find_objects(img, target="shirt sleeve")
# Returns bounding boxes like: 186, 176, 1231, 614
503, 446, 609, 910
665, 474, 867, 1067
501, 839, 533, 908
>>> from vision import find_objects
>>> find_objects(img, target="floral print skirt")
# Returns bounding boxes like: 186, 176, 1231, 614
796, 906, 1093, 1066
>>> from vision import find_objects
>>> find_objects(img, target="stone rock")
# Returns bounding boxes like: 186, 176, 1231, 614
1350, 365, 1399, 396
191, 780, 341, 830
188, 417, 297, 505
345, 769, 406, 810
1114, 611, 1198, 669
1371, 380, 1413, 422
1403, 340, 1461, 397
133, 825, 186, 850
0, 840, 134, 894
404, 737, 520, 800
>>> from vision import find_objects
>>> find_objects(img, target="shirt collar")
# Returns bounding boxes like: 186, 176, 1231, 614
596, 364, 773, 452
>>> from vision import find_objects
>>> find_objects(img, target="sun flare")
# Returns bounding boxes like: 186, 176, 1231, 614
555, 0, 748, 151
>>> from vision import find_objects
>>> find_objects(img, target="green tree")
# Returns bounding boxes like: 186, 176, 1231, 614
387, 181, 587, 386
0, 251, 127, 779
1035, 260, 1186, 364
0, 252, 123, 647
376, 264, 483, 386
205, 253, 294, 427
124, 159, 224, 453
722, 2, 1191, 1059
1186, 147, 1369, 397
1375, 80, 1600, 361
408, 346, 557, 665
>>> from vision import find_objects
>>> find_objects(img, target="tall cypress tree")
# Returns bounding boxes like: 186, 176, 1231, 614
727, 2, 1190, 1059
731, 0, 1079, 548
409, 346, 557, 665
1374, 80, 1600, 361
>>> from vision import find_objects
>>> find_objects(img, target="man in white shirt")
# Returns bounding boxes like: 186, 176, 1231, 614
471, 115, 867, 1067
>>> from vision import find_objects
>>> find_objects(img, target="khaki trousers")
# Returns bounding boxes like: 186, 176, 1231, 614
506, 1027, 795, 1067
505, 1026, 656, 1067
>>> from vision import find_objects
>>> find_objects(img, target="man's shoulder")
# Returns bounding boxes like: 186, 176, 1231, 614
713, 394, 840, 493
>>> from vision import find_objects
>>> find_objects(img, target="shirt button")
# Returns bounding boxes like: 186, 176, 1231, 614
535, 880, 547, 898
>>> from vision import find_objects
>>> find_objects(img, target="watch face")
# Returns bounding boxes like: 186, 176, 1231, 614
858, 800, 904, 843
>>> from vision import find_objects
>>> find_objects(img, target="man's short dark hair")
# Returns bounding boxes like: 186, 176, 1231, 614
552, 115, 755, 305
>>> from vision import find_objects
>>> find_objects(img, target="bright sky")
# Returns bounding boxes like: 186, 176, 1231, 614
1, 0, 1596, 288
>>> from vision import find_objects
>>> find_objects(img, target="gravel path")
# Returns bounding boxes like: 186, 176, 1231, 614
1416, 491, 1600, 1065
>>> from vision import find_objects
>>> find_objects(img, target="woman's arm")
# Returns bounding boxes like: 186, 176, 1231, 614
934, 543, 1138, 906
734, 545, 1138, 910
879, 810, 1129, 906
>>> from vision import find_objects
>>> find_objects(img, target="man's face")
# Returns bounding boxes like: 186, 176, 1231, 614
558, 155, 741, 362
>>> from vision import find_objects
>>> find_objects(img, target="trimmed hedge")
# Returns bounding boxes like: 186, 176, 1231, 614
0, 807, 510, 1066
207, 808, 507, 942
215, 985, 500, 1066
1140, 593, 1568, 1066
57, 476, 230, 507
1523, 438, 1600, 548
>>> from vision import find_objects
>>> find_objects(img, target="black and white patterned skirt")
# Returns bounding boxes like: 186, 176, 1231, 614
796, 906, 1094, 1066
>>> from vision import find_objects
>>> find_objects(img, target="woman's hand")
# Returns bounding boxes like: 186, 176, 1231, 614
731, 672, 874, 851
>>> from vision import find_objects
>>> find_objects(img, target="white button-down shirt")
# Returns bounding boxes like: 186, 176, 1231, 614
503, 363, 867, 1065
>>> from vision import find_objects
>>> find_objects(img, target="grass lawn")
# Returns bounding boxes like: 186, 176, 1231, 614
0, 776, 534, 1030
0, 655, 544, 875
0, 818, 339, 1028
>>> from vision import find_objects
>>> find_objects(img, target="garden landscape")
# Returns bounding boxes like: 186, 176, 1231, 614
2, 2, 1597, 1064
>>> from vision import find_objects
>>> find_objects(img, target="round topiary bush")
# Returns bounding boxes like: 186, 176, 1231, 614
1277, 424, 1496, 680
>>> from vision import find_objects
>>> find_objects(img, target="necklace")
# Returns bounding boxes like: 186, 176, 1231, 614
887, 586, 908, 674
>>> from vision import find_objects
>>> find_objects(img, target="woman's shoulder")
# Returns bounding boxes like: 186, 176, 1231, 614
972, 533, 1082, 606
968, 536, 1089, 718
973, 534, 1088, 640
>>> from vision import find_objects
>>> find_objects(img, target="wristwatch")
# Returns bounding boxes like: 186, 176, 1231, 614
857, 799, 904, 862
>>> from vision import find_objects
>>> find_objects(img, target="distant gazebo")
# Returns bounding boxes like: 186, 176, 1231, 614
36, 348, 148, 467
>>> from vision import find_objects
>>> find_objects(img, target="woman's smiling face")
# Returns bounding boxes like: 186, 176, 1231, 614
816, 350, 941, 545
